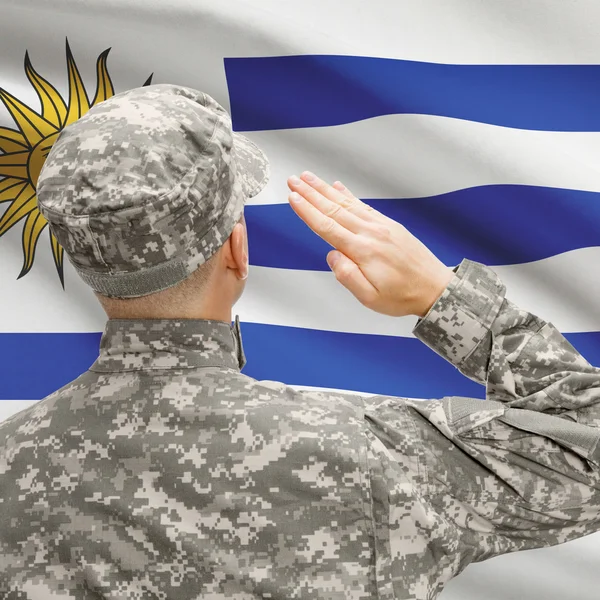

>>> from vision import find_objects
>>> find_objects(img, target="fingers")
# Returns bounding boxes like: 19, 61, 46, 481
332, 181, 353, 197
287, 175, 367, 235
326, 250, 378, 307
332, 181, 369, 211
298, 171, 376, 221
333, 179, 391, 226
288, 190, 359, 258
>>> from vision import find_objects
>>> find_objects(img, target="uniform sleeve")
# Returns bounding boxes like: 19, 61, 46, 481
403, 259, 600, 563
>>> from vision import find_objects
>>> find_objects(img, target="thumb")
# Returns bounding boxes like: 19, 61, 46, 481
327, 251, 377, 307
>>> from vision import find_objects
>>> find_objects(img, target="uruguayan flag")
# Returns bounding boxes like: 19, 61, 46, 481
1, 1, 600, 597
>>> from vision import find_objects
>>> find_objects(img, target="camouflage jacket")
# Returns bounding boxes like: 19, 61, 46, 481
1, 259, 600, 600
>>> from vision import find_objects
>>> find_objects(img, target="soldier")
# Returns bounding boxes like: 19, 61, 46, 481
1, 83, 598, 599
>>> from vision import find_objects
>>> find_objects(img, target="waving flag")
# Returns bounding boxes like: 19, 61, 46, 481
1, 1, 600, 597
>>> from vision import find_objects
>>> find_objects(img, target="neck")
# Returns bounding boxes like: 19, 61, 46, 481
100, 294, 234, 323
106, 306, 233, 323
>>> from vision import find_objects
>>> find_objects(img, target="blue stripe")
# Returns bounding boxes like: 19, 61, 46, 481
246, 185, 600, 270
2, 328, 599, 401
224, 55, 600, 132
0, 333, 102, 400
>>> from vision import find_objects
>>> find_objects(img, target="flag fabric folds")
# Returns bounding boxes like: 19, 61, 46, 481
1, 1, 600, 597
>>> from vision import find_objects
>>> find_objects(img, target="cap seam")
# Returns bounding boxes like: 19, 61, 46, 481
70, 197, 235, 278
176, 146, 243, 277
206, 103, 221, 147
232, 133, 270, 197
86, 213, 110, 272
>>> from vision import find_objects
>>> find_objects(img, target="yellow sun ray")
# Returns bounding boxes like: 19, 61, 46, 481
0, 88, 58, 148
0, 40, 152, 285
0, 127, 28, 153
0, 151, 30, 181
0, 179, 26, 203
25, 51, 68, 129
92, 48, 115, 106
50, 232, 64, 286
19, 209, 48, 278
0, 183, 36, 236
64, 41, 91, 126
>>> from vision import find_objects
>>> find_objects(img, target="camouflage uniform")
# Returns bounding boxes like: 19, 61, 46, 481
0, 85, 598, 599
36, 84, 269, 298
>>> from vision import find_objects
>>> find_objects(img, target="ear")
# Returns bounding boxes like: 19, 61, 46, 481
226, 220, 248, 280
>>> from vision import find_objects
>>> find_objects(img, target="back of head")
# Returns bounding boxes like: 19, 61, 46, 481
95, 247, 219, 320
36, 84, 269, 308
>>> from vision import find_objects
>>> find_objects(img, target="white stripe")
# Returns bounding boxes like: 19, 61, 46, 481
0, 400, 39, 424
3, 239, 600, 337
236, 247, 600, 336
289, 385, 375, 397
4, 0, 600, 65
247, 113, 600, 206
0, 230, 107, 333
289, 385, 425, 401
2, 2, 600, 135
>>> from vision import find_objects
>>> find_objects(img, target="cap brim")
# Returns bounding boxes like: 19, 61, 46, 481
232, 132, 270, 198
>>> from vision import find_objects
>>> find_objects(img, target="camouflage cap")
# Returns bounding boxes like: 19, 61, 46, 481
36, 83, 269, 298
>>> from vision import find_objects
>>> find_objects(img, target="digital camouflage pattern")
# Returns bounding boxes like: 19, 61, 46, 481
1, 259, 599, 599
36, 84, 269, 298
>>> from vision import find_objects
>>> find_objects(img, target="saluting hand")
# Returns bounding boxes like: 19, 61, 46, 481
287, 172, 454, 318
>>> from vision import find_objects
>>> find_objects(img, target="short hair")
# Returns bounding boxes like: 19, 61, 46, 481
96, 252, 218, 319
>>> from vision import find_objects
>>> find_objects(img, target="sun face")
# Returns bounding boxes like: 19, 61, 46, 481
0, 41, 152, 286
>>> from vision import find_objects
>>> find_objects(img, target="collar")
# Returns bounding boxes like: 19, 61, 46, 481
90, 314, 247, 373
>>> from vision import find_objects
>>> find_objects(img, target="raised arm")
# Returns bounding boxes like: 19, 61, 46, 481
405, 257, 600, 540
288, 172, 600, 595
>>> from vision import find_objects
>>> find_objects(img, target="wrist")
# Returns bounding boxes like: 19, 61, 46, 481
415, 267, 455, 318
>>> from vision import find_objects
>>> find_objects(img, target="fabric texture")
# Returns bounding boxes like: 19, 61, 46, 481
36, 84, 270, 298
0, 260, 599, 599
